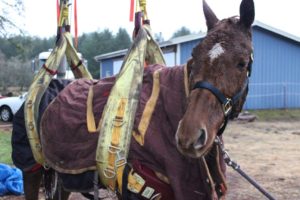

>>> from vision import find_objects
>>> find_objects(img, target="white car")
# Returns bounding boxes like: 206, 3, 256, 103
0, 92, 27, 122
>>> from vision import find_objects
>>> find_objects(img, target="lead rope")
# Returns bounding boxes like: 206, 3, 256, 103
215, 137, 276, 200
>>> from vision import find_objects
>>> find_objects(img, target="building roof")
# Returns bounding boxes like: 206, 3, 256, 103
94, 21, 300, 62
94, 33, 206, 62
94, 49, 128, 61
253, 21, 300, 43
159, 32, 206, 47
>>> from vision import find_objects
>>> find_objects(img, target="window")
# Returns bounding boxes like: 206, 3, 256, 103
113, 59, 123, 75
164, 52, 176, 66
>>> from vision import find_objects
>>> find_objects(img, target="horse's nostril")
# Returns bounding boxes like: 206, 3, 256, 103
193, 129, 207, 150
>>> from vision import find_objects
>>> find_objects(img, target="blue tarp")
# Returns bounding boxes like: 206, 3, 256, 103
0, 164, 23, 196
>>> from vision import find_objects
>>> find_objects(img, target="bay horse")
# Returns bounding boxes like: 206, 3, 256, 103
12, 0, 255, 199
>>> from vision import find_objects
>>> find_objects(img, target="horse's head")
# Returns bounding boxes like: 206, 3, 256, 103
176, 0, 255, 158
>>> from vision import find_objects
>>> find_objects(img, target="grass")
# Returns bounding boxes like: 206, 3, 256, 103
0, 129, 13, 165
246, 109, 300, 121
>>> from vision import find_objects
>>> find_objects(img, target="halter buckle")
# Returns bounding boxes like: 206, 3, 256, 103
223, 98, 232, 116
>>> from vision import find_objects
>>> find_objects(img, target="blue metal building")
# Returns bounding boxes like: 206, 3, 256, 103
94, 21, 300, 110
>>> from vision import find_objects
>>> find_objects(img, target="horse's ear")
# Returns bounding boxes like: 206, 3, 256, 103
203, 0, 219, 31
239, 0, 255, 28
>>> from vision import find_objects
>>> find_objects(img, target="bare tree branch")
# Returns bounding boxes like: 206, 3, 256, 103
0, 0, 24, 37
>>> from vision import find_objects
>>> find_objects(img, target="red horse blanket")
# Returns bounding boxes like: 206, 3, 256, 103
41, 64, 226, 200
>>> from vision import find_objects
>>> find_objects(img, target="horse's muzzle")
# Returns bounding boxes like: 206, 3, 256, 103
175, 122, 209, 158
193, 128, 207, 150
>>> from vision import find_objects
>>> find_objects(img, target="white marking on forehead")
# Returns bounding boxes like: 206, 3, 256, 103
208, 43, 225, 62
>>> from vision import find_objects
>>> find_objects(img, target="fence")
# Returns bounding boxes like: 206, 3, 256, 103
244, 82, 300, 110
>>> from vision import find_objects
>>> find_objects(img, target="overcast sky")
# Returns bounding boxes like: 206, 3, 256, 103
22, 0, 300, 40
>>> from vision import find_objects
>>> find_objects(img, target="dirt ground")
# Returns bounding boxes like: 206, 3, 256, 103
1, 120, 300, 200
225, 120, 300, 200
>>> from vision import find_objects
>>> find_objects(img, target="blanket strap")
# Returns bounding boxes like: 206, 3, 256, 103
132, 68, 162, 146
86, 86, 99, 132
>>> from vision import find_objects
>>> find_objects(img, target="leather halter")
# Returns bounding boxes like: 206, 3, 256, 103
192, 54, 253, 136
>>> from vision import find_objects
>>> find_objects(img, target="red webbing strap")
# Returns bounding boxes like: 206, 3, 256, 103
126, 160, 174, 199
56, 0, 60, 25
74, 0, 78, 49
29, 164, 42, 173
129, 0, 135, 22
70, 60, 82, 71
43, 64, 57, 75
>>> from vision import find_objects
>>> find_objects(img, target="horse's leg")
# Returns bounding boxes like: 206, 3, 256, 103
23, 169, 43, 200
52, 186, 70, 200
43, 169, 70, 200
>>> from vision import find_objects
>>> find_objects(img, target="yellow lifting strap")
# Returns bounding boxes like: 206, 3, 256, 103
138, 0, 148, 21
95, 23, 165, 193
25, 26, 92, 164
58, 0, 70, 27
25, 0, 93, 165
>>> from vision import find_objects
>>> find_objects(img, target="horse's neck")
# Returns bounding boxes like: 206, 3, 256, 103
158, 65, 188, 132
130, 65, 219, 200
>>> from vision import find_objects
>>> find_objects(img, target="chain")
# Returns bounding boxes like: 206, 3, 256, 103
215, 136, 276, 200
214, 136, 240, 170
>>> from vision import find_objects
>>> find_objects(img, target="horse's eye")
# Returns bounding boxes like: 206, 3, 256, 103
237, 61, 246, 69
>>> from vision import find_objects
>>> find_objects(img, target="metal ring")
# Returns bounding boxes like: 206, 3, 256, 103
103, 167, 116, 179
112, 117, 125, 127
108, 145, 121, 154
115, 157, 127, 168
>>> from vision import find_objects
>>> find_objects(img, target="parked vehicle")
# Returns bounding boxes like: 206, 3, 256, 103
0, 93, 27, 122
